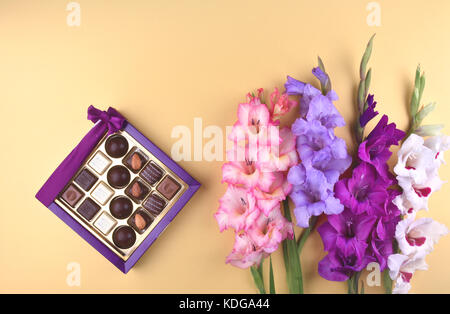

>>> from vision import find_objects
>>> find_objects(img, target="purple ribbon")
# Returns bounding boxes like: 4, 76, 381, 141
36, 106, 126, 207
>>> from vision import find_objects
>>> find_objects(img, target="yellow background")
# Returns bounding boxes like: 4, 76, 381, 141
1, 0, 449, 293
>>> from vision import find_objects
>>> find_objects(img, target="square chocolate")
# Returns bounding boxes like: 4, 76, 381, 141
91, 181, 114, 205
94, 212, 117, 235
123, 148, 149, 173
88, 151, 112, 175
143, 193, 166, 216
75, 168, 98, 191
140, 161, 164, 185
128, 209, 154, 234
157, 176, 181, 200
77, 198, 101, 221
61, 184, 84, 207
125, 178, 150, 204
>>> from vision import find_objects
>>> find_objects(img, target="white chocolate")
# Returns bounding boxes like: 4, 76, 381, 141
88, 151, 112, 175
94, 212, 117, 235
91, 182, 114, 205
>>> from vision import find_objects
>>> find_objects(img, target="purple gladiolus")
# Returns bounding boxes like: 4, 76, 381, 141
358, 115, 405, 182
359, 94, 379, 127
334, 163, 388, 215
318, 208, 377, 281
318, 104, 404, 281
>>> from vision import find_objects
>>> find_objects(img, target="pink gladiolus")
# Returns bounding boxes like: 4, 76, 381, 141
216, 88, 297, 268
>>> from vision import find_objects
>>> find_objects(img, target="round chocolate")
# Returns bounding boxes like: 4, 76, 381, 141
105, 135, 129, 158
113, 226, 136, 249
110, 196, 133, 219
107, 165, 131, 188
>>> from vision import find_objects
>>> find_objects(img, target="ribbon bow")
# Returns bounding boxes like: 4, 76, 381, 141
87, 105, 126, 135
36, 105, 127, 207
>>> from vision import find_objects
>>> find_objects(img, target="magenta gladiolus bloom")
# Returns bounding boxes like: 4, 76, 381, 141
358, 115, 405, 183
334, 163, 388, 215
318, 95, 405, 281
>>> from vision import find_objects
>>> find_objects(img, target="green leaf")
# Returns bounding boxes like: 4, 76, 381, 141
282, 231, 292, 292
269, 256, 275, 294
258, 258, 264, 278
360, 34, 376, 80
282, 199, 304, 294
383, 269, 393, 294
414, 124, 444, 137
318, 56, 326, 72
360, 280, 365, 294
364, 68, 372, 97
317, 56, 332, 95
358, 80, 366, 114
415, 102, 436, 124
410, 65, 422, 116
250, 265, 266, 294
297, 216, 318, 254
418, 74, 426, 107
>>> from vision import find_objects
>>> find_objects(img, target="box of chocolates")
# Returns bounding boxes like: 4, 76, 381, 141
36, 106, 200, 273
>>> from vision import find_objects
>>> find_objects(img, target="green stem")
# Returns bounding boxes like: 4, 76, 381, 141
347, 272, 361, 294
282, 199, 304, 294
250, 262, 266, 294
383, 269, 393, 294
269, 256, 275, 294
297, 216, 319, 254
404, 119, 416, 142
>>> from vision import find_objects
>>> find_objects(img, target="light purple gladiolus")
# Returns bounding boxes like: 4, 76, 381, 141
285, 70, 351, 228
288, 164, 344, 227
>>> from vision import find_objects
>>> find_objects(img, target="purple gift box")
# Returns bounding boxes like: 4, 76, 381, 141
36, 106, 200, 273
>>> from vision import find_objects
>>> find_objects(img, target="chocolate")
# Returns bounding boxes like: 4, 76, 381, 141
88, 151, 111, 174
140, 162, 164, 185
157, 176, 181, 200
61, 184, 84, 207
143, 193, 166, 215
113, 226, 136, 249
107, 165, 131, 189
129, 210, 154, 234
94, 212, 117, 235
77, 198, 101, 221
109, 196, 133, 219
75, 168, 98, 191
91, 182, 114, 205
105, 135, 129, 158
125, 179, 150, 203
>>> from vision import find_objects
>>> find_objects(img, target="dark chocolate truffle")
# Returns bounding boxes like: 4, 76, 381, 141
105, 135, 129, 158
143, 193, 166, 215
140, 162, 163, 185
113, 226, 136, 249
75, 168, 98, 191
107, 165, 131, 188
77, 198, 101, 221
157, 176, 181, 200
109, 196, 133, 219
